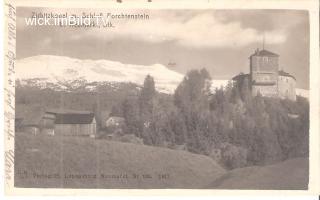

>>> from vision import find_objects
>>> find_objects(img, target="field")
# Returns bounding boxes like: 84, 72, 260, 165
14, 132, 225, 189
15, 132, 309, 189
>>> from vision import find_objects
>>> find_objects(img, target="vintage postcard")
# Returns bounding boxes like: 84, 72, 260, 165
3, 0, 320, 196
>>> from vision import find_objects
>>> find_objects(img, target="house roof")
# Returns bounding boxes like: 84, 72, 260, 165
107, 116, 125, 122
250, 49, 279, 57
46, 108, 92, 115
55, 113, 95, 124
278, 70, 296, 80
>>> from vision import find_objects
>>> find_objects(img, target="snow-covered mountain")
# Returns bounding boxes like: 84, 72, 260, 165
16, 55, 185, 93
16, 55, 229, 93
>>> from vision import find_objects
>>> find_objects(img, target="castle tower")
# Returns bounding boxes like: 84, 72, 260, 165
233, 47, 297, 101
249, 48, 279, 97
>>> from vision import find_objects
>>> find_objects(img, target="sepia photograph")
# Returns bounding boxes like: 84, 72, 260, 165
7, 4, 313, 191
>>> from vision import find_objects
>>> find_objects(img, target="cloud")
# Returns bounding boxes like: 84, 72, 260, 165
82, 11, 287, 48
16, 9, 293, 49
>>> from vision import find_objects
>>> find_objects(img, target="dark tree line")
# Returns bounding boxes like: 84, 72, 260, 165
115, 69, 309, 169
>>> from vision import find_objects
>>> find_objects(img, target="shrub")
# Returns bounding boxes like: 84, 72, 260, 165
219, 143, 248, 169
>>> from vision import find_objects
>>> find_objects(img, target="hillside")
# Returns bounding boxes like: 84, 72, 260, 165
208, 157, 309, 190
14, 133, 226, 189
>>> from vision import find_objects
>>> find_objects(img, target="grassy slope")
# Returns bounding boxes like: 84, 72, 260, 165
15, 133, 225, 189
208, 157, 309, 190
15, 133, 309, 189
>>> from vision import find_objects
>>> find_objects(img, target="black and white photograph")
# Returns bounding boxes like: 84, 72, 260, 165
9, 5, 312, 190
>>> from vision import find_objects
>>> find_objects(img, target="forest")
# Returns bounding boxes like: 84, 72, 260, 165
16, 68, 309, 169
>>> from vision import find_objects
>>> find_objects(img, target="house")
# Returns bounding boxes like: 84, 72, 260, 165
103, 116, 126, 138
47, 109, 97, 137
106, 116, 125, 127
233, 48, 296, 101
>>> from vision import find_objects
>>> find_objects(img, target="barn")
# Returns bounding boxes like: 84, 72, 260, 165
47, 109, 97, 137
15, 105, 97, 137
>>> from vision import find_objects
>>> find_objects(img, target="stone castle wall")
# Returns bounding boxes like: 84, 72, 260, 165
277, 75, 296, 101
251, 72, 277, 85
251, 75, 296, 101
252, 84, 278, 97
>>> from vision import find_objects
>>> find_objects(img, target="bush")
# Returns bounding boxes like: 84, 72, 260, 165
219, 143, 248, 169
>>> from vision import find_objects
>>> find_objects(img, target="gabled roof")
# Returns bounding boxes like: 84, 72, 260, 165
55, 113, 95, 124
250, 49, 279, 57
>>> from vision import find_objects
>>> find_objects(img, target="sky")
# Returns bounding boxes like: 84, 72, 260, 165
16, 8, 309, 89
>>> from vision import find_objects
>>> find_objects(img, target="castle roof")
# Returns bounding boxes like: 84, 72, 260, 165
232, 73, 249, 81
250, 49, 279, 57
278, 70, 296, 80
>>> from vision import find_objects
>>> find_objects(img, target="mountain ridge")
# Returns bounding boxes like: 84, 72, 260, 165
16, 55, 184, 93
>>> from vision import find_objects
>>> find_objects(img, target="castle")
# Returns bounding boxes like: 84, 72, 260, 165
233, 48, 296, 101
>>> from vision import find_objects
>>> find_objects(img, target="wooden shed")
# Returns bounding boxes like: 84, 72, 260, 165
47, 109, 97, 137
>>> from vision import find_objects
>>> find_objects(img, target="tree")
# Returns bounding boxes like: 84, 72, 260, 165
240, 78, 251, 103
173, 68, 213, 153
122, 96, 142, 137
138, 75, 157, 143
174, 68, 211, 109
139, 75, 156, 119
